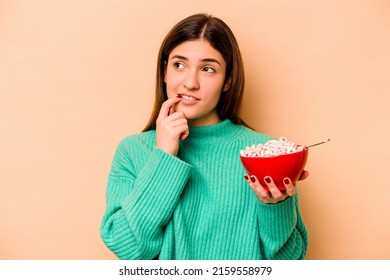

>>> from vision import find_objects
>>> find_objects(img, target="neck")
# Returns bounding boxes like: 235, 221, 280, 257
187, 113, 221, 127
183, 119, 240, 146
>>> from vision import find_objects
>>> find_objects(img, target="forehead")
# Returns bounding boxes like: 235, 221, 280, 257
169, 39, 225, 63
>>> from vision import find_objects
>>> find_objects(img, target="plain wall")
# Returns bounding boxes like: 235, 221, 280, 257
1, 0, 389, 259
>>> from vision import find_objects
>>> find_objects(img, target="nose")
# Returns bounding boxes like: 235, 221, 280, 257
183, 70, 200, 90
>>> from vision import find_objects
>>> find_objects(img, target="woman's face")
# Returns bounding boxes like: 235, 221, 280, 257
164, 39, 229, 126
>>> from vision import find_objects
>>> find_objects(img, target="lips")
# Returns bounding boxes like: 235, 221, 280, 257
177, 93, 200, 101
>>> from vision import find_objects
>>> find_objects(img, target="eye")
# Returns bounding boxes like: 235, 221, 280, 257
202, 66, 215, 73
173, 62, 185, 69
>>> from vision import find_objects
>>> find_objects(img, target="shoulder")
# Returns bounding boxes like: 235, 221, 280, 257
114, 130, 156, 158
118, 130, 156, 147
234, 124, 275, 145
109, 130, 156, 176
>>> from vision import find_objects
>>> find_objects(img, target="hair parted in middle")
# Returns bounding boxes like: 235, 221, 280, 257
143, 13, 249, 131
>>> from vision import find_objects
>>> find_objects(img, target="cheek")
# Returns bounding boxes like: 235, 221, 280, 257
209, 92, 222, 109
205, 80, 224, 102
165, 72, 181, 97
201, 90, 222, 112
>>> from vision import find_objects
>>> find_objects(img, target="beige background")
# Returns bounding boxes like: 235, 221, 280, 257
1, 0, 389, 259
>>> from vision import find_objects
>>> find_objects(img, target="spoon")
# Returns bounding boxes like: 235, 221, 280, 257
306, 138, 331, 148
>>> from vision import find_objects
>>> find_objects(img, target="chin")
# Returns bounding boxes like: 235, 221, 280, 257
174, 104, 193, 115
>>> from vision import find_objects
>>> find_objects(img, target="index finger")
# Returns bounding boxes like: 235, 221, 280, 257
158, 97, 182, 118
264, 176, 284, 199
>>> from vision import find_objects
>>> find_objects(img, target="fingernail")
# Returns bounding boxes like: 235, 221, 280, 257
244, 174, 249, 180
284, 178, 290, 185
264, 176, 271, 184
250, 176, 256, 183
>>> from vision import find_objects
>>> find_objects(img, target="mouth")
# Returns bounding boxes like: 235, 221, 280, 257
177, 93, 200, 101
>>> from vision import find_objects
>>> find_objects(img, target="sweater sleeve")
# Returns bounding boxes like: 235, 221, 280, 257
100, 142, 192, 260
257, 190, 309, 260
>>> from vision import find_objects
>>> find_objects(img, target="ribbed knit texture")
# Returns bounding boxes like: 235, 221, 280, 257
100, 119, 308, 260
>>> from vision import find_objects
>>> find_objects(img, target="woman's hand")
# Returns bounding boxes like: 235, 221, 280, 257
244, 170, 309, 204
156, 97, 189, 156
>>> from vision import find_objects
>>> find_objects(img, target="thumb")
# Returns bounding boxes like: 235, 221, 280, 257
298, 170, 309, 181
180, 129, 190, 140
168, 106, 175, 116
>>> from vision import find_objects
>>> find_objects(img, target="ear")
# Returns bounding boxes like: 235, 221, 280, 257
222, 77, 232, 92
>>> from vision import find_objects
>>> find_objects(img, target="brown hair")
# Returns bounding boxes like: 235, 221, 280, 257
143, 13, 249, 131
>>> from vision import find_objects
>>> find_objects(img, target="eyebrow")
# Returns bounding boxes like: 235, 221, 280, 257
170, 55, 221, 66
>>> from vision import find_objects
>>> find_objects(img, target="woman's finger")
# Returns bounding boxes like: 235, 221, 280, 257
180, 128, 190, 140
249, 175, 269, 197
283, 177, 296, 196
244, 174, 273, 203
158, 97, 182, 119
298, 170, 309, 181
264, 176, 281, 198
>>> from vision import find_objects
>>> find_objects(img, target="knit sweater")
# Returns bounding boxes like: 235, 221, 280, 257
100, 119, 308, 260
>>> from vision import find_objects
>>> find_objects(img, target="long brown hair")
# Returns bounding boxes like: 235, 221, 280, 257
143, 13, 249, 131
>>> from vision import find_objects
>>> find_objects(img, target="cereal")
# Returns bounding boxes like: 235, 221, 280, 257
240, 137, 304, 157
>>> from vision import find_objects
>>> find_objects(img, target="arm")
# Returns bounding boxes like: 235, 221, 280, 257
101, 96, 191, 259
100, 143, 192, 259
245, 174, 309, 259
256, 193, 308, 260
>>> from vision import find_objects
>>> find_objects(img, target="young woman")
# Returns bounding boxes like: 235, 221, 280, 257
100, 13, 309, 260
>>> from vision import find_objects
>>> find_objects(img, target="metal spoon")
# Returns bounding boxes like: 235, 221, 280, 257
306, 138, 331, 148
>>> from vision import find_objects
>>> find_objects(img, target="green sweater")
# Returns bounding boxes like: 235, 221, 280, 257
100, 119, 308, 260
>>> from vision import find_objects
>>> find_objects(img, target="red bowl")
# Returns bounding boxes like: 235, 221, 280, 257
240, 147, 308, 191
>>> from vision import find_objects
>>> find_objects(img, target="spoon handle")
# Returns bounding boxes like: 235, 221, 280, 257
307, 138, 331, 148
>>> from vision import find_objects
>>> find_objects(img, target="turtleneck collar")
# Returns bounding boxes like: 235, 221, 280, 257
183, 119, 241, 146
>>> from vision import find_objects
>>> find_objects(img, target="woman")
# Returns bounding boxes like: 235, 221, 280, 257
100, 13, 308, 260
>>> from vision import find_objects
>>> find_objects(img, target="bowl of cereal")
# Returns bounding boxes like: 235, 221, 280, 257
240, 137, 308, 191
